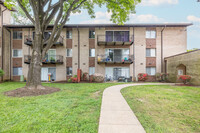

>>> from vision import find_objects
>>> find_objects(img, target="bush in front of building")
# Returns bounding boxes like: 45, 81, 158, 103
68, 79, 72, 83
138, 73, 148, 81
156, 73, 169, 82
179, 75, 191, 84
71, 75, 78, 83
93, 73, 104, 83
0, 69, 4, 77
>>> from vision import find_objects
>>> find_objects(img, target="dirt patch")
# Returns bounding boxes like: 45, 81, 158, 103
4, 86, 60, 97
91, 91, 101, 99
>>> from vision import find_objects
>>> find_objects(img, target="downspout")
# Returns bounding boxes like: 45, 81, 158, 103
77, 26, 80, 69
6, 28, 12, 80
161, 25, 166, 73
1, 8, 7, 81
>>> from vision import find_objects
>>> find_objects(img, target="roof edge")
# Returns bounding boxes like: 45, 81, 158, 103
4, 23, 193, 28
165, 49, 200, 59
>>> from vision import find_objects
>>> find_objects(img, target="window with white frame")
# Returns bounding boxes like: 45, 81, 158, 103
66, 49, 72, 57
89, 67, 95, 75
146, 30, 156, 38
89, 30, 95, 38
13, 49, 22, 57
66, 67, 72, 76
13, 31, 22, 39
146, 67, 156, 76
146, 49, 156, 57
89, 49, 95, 57
66, 30, 72, 39
13, 67, 22, 76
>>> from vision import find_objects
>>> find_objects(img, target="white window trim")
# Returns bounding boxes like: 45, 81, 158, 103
12, 49, 23, 58
66, 30, 72, 39
66, 49, 72, 57
146, 67, 156, 76
146, 30, 156, 39
13, 67, 23, 76
13, 31, 23, 40
89, 49, 95, 57
146, 48, 156, 57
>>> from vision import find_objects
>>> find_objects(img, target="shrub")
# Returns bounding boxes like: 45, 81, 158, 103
73, 75, 77, 78
156, 73, 169, 82
68, 79, 72, 83
93, 73, 104, 83
179, 75, 191, 84
138, 73, 148, 81
70, 77, 78, 83
83, 72, 89, 81
0, 69, 4, 77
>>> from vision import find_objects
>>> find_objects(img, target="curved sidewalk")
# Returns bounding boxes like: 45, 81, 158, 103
98, 83, 175, 133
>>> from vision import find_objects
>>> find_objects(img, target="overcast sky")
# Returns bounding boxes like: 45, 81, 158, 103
66, 0, 200, 50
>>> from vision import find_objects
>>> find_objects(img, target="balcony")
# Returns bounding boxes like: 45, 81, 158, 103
24, 35, 64, 46
97, 35, 134, 46
24, 55, 63, 64
97, 54, 134, 64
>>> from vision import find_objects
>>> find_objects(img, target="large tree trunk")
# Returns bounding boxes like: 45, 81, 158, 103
26, 33, 44, 89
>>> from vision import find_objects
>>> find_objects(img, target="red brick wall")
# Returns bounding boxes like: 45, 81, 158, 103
89, 39, 95, 49
13, 76, 20, 81
13, 58, 22, 67
146, 57, 156, 67
66, 57, 72, 67
66, 39, 72, 48
13, 40, 22, 49
89, 57, 95, 67
146, 39, 156, 48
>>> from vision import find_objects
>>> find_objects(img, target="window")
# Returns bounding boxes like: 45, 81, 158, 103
146, 30, 156, 38
106, 31, 130, 42
178, 70, 183, 75
66, 67, 72, 76
89, 49, 95, 57
146, 67, 156, 76
13, 49, 22, 57
67, 30, 72, 39
89, 30, 95, 38
13, 67, 22, 76
66, 49, 72, 57
13, 31, 22, 39
89, 67, 95, 75
146, 49, 156, 57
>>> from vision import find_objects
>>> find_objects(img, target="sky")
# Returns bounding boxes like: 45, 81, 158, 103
66, 0, 200, 50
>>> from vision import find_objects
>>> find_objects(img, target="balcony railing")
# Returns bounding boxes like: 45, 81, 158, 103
24, 55, 63, 64
97, 54, 134, 64
97, 35, 134, 46
24, 35, 64, 46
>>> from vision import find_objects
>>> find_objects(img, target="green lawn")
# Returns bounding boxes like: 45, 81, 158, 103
121, 85, 200, 133
0, 82, 121, 133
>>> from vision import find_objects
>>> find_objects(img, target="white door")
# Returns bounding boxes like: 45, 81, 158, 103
41, 68, 48, 81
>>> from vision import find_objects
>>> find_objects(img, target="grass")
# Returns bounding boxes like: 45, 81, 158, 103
0, 82, 121, 133
121, 85, 200, 133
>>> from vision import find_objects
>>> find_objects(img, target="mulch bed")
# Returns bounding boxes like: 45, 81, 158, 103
4, 86, 60, 97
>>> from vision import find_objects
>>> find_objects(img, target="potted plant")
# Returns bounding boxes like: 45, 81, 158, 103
50, 57, 55, 63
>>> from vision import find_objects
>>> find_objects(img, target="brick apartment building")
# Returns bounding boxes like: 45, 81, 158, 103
0, 3, 192, 82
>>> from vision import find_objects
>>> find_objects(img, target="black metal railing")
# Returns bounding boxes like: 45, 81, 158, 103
97, 35, 134, 45
97, 54, 134, 64
24, 55, 63, 64
24, 35, 64, 46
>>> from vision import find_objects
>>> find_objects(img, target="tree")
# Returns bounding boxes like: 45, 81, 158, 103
5, 0, 141, 89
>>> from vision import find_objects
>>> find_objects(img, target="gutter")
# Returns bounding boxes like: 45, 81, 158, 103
1, 8, 7, 81
6, 28, 11, 80
77, 26, 80, 69
161, 25, 166, 73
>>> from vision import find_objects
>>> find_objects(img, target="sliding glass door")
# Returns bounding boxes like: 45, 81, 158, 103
106, 31, 130, 42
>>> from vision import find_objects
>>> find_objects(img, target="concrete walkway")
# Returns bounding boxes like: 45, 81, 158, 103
98, 83, 175, 133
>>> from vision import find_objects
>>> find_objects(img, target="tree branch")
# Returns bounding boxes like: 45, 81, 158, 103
16, 0, 35, 24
